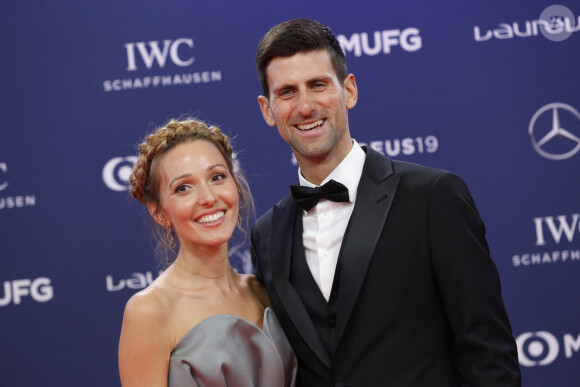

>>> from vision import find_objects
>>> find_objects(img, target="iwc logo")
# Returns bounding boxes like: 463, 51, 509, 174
528, 103, 580, 160
103, 37, 222, 92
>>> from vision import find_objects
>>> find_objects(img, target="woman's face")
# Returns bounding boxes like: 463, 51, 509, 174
150, 140, 239, 250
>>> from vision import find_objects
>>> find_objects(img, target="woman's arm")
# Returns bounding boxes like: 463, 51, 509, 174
118, 290, 172, 387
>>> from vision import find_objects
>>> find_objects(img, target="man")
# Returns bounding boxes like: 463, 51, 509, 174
251, 18, 521, 386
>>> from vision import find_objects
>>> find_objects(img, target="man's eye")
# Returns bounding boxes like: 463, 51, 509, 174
279, 89, 294, 97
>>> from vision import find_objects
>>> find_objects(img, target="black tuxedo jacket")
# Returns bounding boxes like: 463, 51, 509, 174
251, 147, 521, 387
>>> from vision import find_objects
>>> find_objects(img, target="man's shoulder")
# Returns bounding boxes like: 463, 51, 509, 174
254, 193, 292, 227
392, 159, 448, 177
386, 158, 473, 201
363, 148, 467, 195
363, 146, 448, 178
364, 146, 448, 179
255, 206, 274, 226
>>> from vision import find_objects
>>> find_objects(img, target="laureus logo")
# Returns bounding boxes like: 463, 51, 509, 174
529, 103, 580, 160
474, 5, 579, 42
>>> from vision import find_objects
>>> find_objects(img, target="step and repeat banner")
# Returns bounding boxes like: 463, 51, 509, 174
1, 1, 578, 385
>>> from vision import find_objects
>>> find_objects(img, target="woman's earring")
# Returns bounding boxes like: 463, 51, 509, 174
165, 225, 176, 249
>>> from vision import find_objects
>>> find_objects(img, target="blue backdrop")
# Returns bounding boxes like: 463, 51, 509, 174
1, 1, 579, 385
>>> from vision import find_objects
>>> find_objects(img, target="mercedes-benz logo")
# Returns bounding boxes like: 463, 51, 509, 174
528, 102, 580, 160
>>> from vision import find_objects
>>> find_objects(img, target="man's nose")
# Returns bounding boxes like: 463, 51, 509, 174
296, 92, 316, 116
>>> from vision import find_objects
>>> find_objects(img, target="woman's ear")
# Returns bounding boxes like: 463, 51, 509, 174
147, 202, 167, 227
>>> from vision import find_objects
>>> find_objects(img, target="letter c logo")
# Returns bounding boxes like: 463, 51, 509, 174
0, 163, 8, 191
102, 157, 138, 191
516, 331, 559, 367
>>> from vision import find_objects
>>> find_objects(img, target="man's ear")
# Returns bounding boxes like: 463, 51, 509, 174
258, 95, 276, 127
344, 74, 358, 110
147, 202, 167, 227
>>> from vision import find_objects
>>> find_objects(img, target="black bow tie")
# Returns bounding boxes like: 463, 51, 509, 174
290, 179, 350, 212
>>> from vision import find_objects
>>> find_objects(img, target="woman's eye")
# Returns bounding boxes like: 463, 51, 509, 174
212, 173, 226, 182
175, 184, 190, 193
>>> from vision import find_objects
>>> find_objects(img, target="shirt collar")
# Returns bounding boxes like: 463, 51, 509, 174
297, 139, 365, 203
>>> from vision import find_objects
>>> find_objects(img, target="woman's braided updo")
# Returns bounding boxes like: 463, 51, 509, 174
129, 118, 254, 257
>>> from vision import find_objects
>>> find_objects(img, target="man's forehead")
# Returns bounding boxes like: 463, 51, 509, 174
266, 50, 335, 84
267, 49, 331, 68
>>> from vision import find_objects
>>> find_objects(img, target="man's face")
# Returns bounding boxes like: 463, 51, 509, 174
258, 50, 357, 170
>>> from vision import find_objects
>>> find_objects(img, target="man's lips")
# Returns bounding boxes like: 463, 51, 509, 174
296, 119, 325, 131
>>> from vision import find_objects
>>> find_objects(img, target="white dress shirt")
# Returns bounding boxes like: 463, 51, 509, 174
298, 140, 366, 301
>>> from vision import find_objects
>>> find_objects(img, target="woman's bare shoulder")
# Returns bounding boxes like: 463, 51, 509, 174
241, 273, 271, 308
123, 284, 174, 325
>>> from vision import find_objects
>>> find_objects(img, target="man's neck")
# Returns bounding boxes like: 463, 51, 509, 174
298, 140, 354, 185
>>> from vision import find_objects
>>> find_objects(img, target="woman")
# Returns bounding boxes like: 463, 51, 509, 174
118, 119, 296, 386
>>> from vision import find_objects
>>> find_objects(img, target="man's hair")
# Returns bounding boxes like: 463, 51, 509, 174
256, 18, 348, 99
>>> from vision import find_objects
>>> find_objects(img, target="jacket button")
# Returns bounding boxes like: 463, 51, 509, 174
328, 319, 336, 328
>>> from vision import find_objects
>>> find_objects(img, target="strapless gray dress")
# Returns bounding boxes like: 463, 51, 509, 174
168, 307, 297, 386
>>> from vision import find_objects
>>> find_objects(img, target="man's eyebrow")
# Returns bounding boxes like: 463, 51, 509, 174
272, 83, 296, 93
306, 76, 331, 84
272, 76, 332, 94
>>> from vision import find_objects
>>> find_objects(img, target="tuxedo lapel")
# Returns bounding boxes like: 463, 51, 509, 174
333, 148, 400, 352
269, 196, 332, 368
